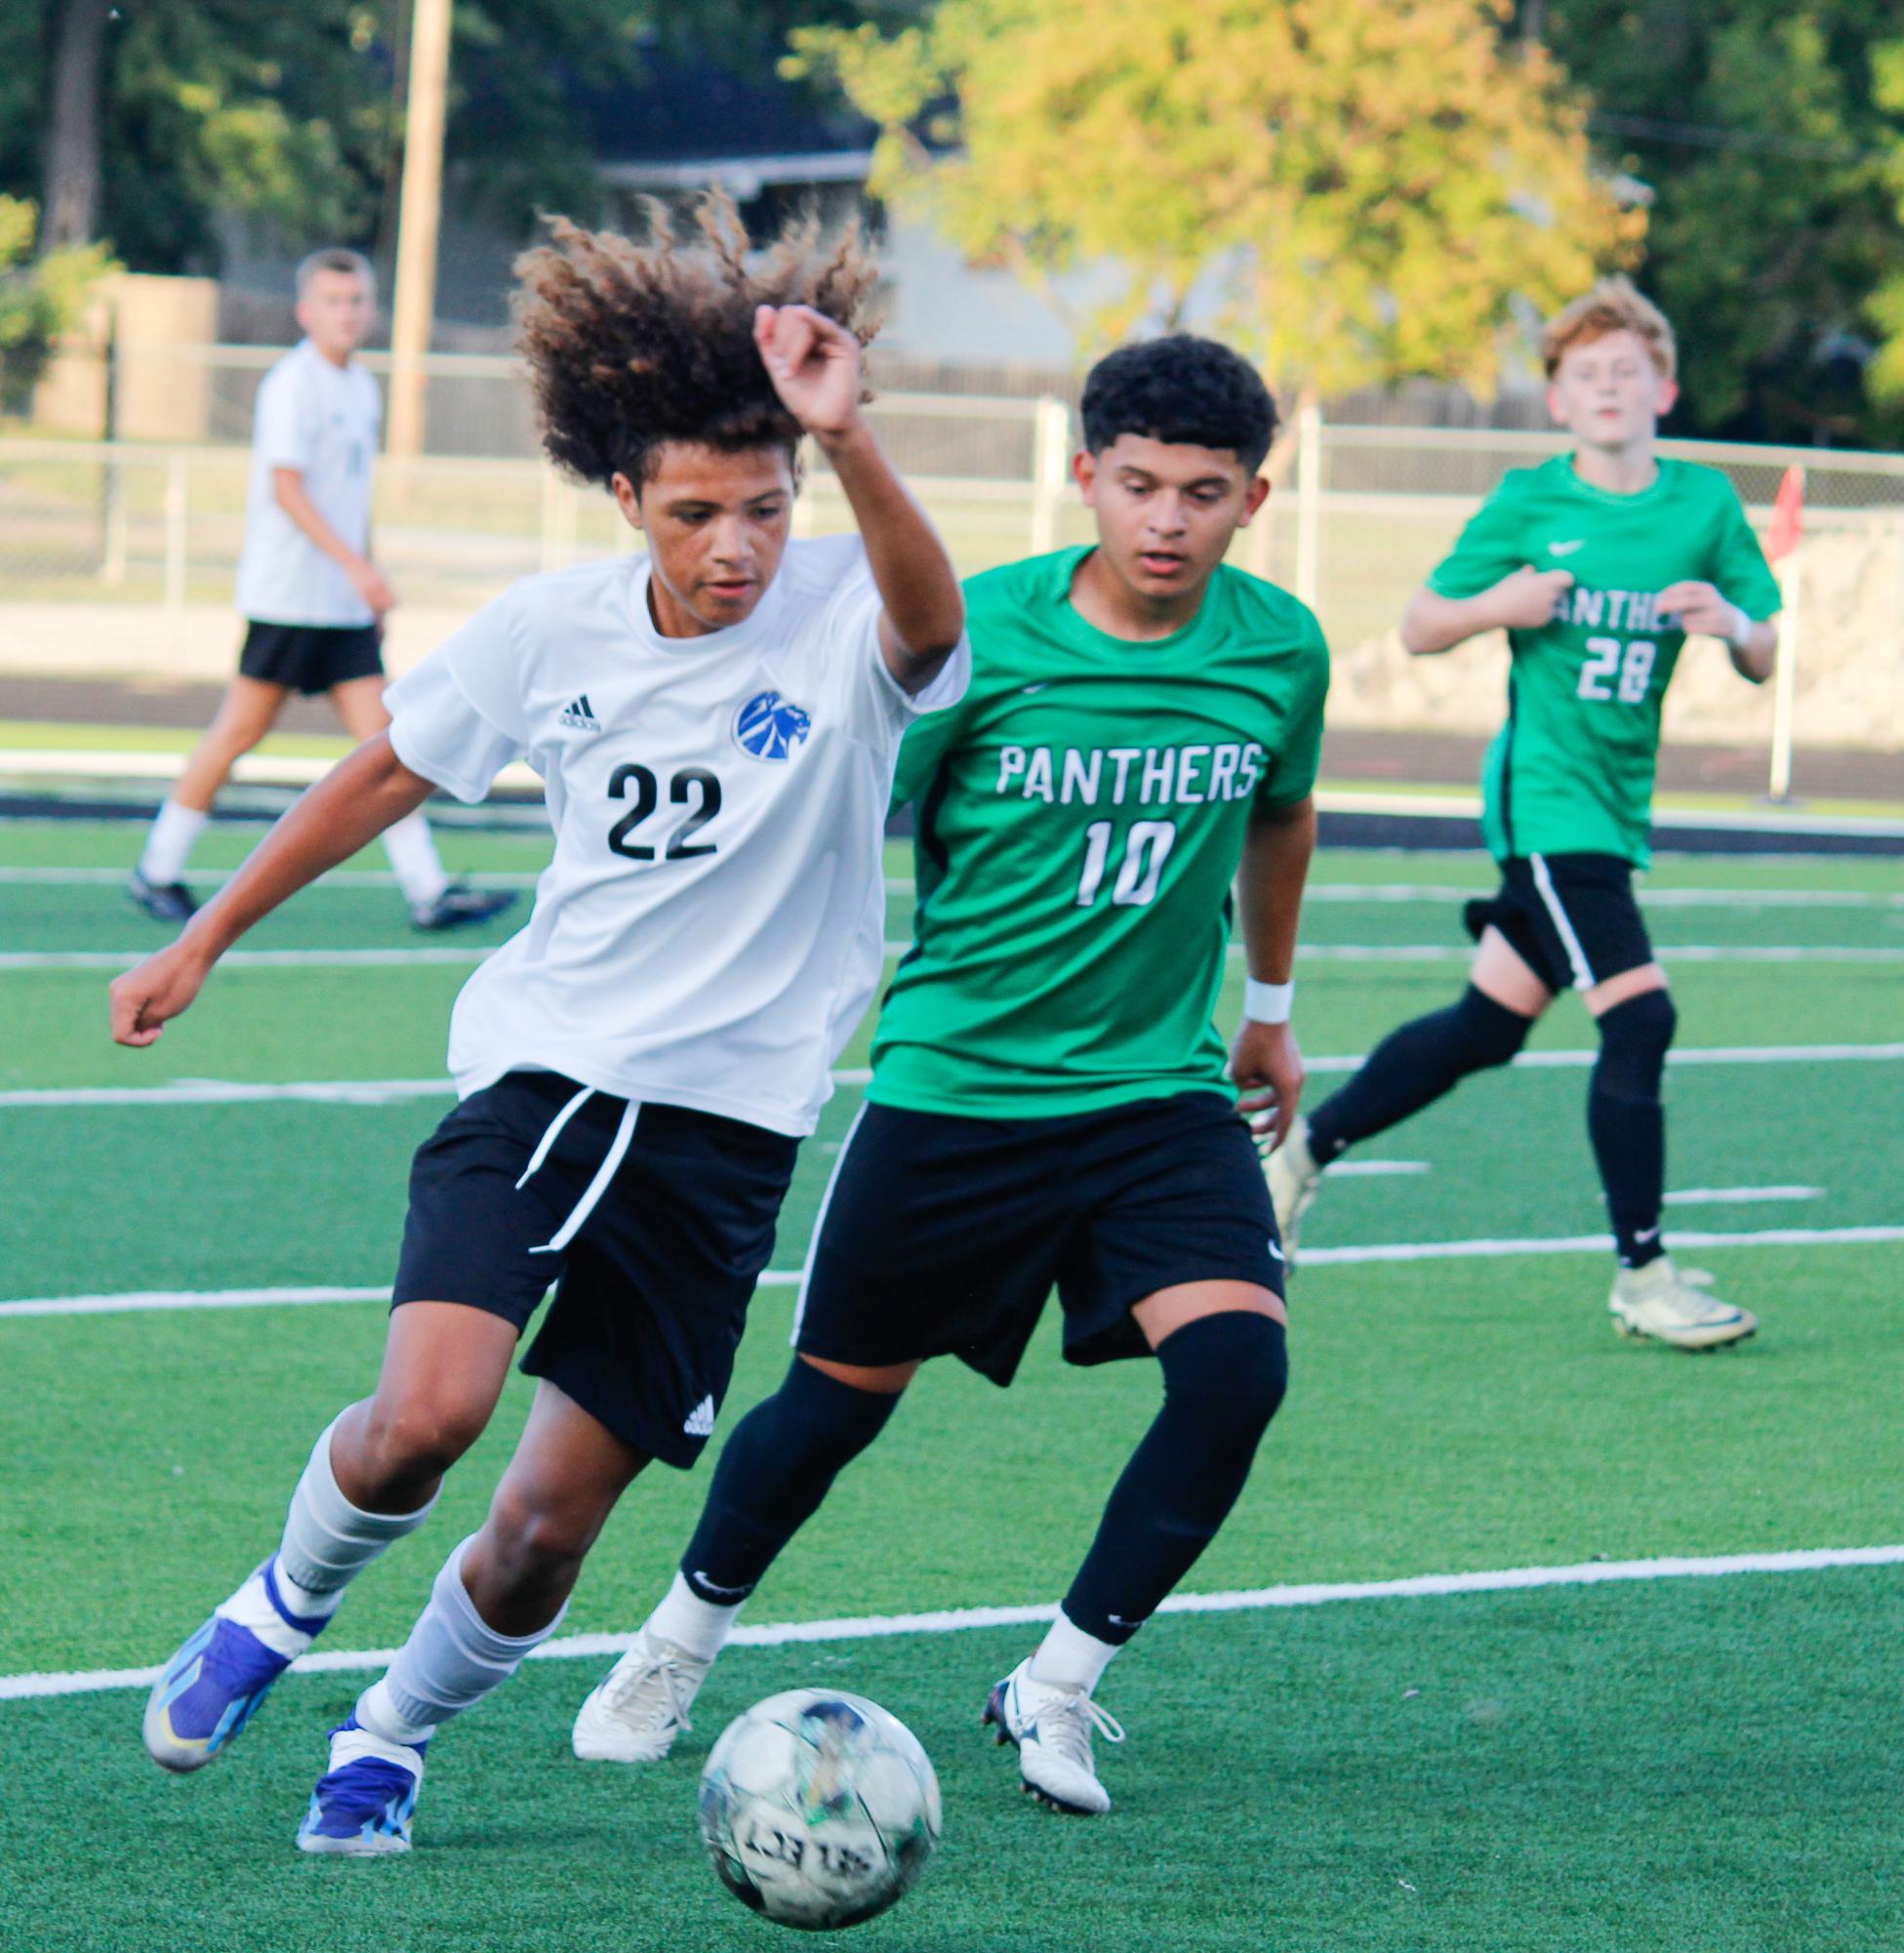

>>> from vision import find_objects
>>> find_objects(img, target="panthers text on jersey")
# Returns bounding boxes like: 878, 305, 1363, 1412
871, 547, 1327, 1119
1427, 456, 1780, 866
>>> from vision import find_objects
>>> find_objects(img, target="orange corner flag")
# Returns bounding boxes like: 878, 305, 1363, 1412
1766, 466, 1804, 561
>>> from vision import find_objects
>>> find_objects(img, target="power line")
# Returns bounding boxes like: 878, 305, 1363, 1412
1590, 111, 1890, 167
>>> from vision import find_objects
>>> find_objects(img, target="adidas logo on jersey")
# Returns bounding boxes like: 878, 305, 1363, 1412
683, 1395, 716, 1439
559, 695, 602, 732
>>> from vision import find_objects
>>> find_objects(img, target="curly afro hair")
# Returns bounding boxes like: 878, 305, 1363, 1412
1080, 335, 1278, 474
514, 193, 880, 491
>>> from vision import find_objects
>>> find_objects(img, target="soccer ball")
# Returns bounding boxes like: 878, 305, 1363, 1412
697, 1689, 942, 1932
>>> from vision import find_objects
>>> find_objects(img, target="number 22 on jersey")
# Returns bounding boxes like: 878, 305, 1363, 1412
607, 762, 723, 862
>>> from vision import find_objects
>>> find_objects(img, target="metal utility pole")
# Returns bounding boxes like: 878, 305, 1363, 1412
386, 0, 454, 460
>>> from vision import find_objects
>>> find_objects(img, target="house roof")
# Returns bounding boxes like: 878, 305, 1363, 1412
575, 46, 877, 189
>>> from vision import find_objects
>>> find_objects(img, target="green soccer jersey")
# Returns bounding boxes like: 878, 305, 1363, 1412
1427, 455, 1780, 867
870, 546, 1329, 1119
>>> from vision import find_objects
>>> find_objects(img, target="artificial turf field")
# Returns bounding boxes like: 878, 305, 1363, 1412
3, 815, 1902, 1952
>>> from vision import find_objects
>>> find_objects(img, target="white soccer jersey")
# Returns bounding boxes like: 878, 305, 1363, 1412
236, 340, 382, 627
385, 534, 969, 1136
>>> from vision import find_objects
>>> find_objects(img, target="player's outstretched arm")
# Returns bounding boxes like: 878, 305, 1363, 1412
1399, 567, 1576, 656
1656, 579, 1778, 683
753, 305, 964, 693
108, 735, 435, 1047
1230, 793, 1317, 1153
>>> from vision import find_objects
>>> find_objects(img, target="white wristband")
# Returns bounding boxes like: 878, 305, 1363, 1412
1244, 978, 1294, 1025
1724, 602, 1755, 651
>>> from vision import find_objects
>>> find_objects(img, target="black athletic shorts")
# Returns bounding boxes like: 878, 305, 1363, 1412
237, 620, 385, 696
793, 1092, 1284, 1388
1463, 851, 1655, 995
392, 1071, 797, 1468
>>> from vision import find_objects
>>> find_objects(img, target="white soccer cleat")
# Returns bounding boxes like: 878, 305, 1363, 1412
572, 1628, 712, 1763
982, 1658, 1125, 1815
1609, 1257, 1758, 1351
1262, 1115, 1323, 1262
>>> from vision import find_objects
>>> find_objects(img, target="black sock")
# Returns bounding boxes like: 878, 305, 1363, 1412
1060, 1314, 1288, 1647
1589, 990, 1677, 1269
679, 1362, 901, 1605
1308, 986, 1532, 1162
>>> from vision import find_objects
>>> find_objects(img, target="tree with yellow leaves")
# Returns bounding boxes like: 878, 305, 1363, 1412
792, 0, 1641, 400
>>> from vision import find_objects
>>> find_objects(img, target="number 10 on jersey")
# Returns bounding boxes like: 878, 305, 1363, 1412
1074, 819, 1178, 908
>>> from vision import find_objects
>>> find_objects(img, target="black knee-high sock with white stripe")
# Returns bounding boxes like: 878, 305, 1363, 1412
1307, 987, 1531, 1162
678, 1361, 902, 1606
1589, 990, 1677, 1269
1050, 1313, 1287, 1681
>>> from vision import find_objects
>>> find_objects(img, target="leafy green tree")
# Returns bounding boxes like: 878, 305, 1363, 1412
0, 194, 115, 409
791, 0, 1638, 401
7, 3, 906, 275
1534, 0, 1904, 444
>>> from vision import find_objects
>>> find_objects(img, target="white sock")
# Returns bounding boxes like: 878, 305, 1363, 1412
139, 799, 208, 884
275, 1413, 437, 1610
357, 1536, 567, 1745
645, 1570, 744, 1664
214, 1562, 325, 1661
383, 810, 450, 907
1029, 1609, 1121, 1695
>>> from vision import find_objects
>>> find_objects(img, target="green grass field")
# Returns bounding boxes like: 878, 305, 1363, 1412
2, 817, 1901, 1952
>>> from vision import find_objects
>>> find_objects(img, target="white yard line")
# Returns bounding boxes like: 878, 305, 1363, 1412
1297, 883, 1904, 910
0, 867, 542, 888
0, 1078, 456, 1108
0, 947, 490, 970
1662, 1186, 1823, 1206
1285, 945, 1904, 964
1474, 1041, 1904, 1070
1296, 1224, 1904, 1266
10, 1225, 1899, 1322
13, 868, 1896, 908
1323, 1160, 1430, 1177
0, 1286, 393, 1320
8, 942, 1904, 973
5, 1044, 1897, 1110
0, 1273, 802, 1320
0, 749, 545, 793
1316, 1041, 1904, 1075
6, 1541, 1901, 1704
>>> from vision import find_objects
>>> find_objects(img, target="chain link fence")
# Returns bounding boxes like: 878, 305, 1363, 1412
4, 348, 1900, 771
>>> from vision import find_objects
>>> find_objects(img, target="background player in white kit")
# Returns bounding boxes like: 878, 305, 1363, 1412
126, 247, 514, 933
107, 200, 967, 1856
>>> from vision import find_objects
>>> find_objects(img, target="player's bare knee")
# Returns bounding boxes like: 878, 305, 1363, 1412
359, 1393, 488, 1485
483, 1485, 600, 1593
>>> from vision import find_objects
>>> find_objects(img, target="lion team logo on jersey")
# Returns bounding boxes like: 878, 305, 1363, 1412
734, 691, 813, 761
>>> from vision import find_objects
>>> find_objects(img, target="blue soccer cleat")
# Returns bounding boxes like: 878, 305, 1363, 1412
142, 1557, 332, 1772
297, 1717, 427, 1856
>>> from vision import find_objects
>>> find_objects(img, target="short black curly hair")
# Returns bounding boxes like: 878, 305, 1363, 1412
514, 193, 880, 491
1080, 334, 1278, 474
